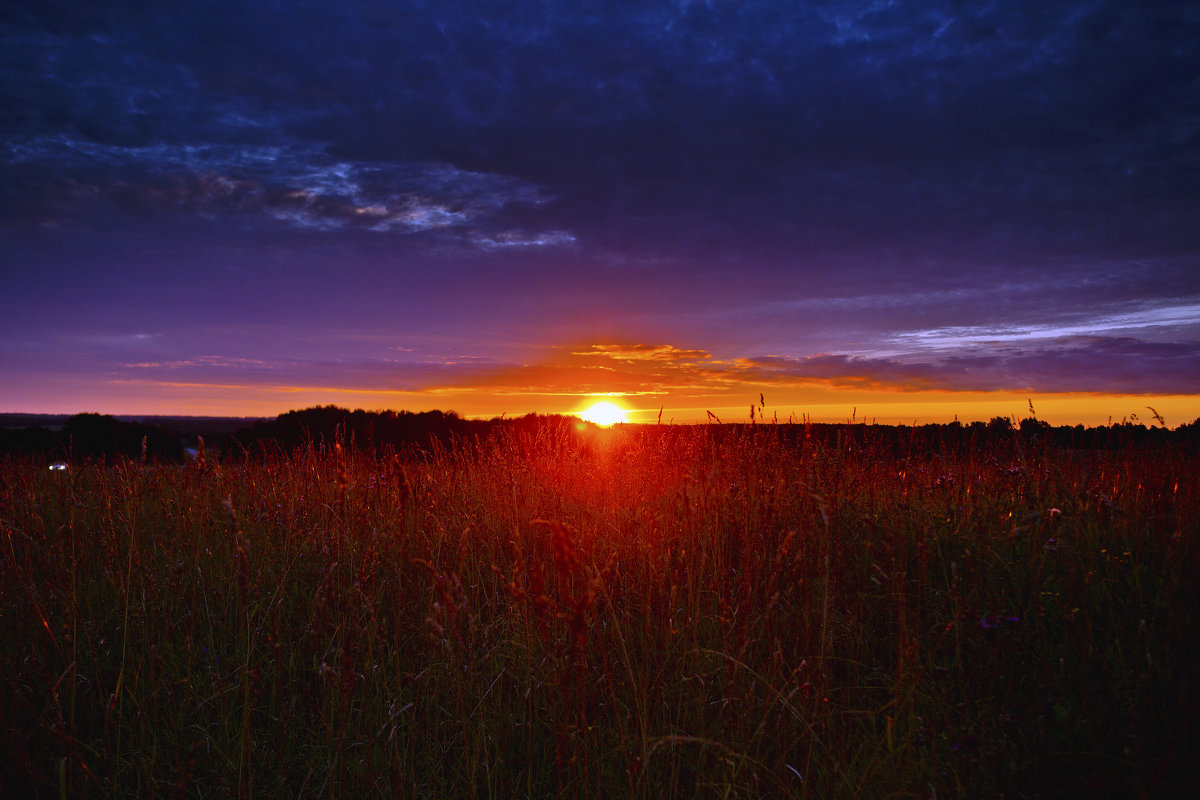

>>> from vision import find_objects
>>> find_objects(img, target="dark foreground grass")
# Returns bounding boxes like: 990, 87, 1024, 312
2, 422, 1198, 798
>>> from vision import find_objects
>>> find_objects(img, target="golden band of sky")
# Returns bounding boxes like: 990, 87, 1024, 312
6, 371, 1197, 429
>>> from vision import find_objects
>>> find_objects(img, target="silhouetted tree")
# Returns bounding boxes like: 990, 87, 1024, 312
0, 426, 60, 457
61, 413, 183, 461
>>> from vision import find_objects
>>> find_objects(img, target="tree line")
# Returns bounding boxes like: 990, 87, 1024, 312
2, 405, 1198, 462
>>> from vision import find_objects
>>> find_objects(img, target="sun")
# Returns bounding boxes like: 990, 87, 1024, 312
579, 400, 629, 427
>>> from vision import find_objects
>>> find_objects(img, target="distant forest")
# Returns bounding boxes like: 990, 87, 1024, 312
3, 405, 1199, 463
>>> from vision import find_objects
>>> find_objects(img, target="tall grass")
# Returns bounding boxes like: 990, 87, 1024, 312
2, 421, 1197, 797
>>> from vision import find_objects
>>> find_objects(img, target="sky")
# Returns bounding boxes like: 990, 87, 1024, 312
3, 0, 1199, 426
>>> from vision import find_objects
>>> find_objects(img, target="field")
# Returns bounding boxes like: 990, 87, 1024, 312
2, 420, 1198, 798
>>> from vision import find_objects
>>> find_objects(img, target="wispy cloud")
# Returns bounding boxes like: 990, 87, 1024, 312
123, 355, 270, 369
471, 230, 576, 249
896, 301, 1200, 350
573, 344, 713, 362
426, 338, 1200, 397
112, 351, 500, 392
103, 335, 1200, 400
5, 135, 572, 246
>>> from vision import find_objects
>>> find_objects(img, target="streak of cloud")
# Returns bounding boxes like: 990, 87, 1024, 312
4, 134, 570, 245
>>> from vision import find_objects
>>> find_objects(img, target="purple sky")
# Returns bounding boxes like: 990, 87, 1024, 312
3, 1, 1199, 424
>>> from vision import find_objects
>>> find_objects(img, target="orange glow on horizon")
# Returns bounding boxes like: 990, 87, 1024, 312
3, 370, 1198, 429
578, 400, 629, 427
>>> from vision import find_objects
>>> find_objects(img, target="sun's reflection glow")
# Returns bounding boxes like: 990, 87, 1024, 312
579, 400, 629, 426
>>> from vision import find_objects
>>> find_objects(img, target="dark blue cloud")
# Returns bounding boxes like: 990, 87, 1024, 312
5, 0, 1198, 253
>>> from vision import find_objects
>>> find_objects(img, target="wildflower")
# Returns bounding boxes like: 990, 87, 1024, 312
980, 614, 1020, 630
951, 735, 979, 754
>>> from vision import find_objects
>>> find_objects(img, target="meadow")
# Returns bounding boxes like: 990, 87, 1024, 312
2, 419, 1197, 798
